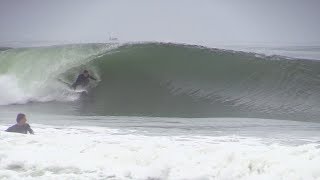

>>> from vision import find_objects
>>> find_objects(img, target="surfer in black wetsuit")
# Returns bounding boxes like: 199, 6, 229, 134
72, 70, 97, 89
6, 113, 34, 134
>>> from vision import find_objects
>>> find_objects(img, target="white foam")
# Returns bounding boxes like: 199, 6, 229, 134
0, 124, 319, 180
0, 74, 80, 105
0, 75, 31, 105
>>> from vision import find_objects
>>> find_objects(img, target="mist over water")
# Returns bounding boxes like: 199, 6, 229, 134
1, 0, 320, 47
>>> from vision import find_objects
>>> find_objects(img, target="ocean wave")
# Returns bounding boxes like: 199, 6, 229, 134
1, 43, 320, 119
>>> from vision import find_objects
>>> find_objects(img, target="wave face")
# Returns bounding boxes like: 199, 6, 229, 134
1, 43, 320, 120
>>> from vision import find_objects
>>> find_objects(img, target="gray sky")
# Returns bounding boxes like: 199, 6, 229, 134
1, 0, 320, 46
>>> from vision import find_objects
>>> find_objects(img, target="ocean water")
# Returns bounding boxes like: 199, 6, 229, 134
1, 42, 320, 179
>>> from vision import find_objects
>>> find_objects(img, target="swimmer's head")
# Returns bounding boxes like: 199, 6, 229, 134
16, 113, 27, 125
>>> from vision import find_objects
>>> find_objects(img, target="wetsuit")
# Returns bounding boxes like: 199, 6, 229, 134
6, 124, 34, 134
72, 74, 96, 89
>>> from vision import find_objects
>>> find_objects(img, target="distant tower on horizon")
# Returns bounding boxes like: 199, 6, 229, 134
108, 32, 119, 42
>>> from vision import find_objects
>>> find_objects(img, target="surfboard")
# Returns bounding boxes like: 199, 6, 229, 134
74, 88, 88, 95
57, 79, 88, 94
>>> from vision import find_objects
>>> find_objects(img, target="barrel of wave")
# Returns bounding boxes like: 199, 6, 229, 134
0, 43, 117, 105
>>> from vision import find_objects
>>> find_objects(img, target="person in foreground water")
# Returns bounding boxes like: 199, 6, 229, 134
6, 113, 34, 134
72, 70, 97, 89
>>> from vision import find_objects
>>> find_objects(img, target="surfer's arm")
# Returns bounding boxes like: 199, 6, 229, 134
26, 124, 34, 134
89, 75, 97, 81
28, 128, 34, 134
5, 126, 14, 132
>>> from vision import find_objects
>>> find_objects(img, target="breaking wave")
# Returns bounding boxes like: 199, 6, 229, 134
1, 43, 320, 120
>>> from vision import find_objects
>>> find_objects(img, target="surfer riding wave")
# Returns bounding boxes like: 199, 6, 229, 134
72, 70, 97, 90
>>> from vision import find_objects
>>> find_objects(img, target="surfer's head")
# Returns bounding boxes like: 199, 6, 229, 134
83, 70, 89, 77
16, 113, 27, 125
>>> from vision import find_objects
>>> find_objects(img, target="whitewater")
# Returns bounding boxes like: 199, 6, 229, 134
1, 42, 320, 180
1, 116, 320, 180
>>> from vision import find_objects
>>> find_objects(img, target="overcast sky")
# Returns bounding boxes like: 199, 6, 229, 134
0, 0, 319, 46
